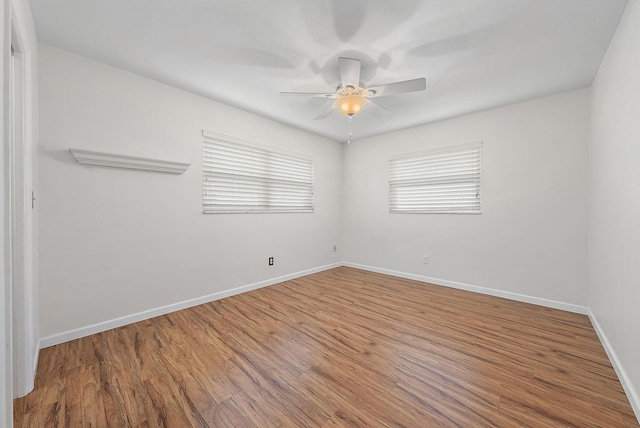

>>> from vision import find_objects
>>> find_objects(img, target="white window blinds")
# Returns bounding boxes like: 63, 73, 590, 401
203, 131, 314, 214
389, 142, 482, 214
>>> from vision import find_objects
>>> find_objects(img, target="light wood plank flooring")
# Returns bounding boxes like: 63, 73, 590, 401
14, 267, 639, 426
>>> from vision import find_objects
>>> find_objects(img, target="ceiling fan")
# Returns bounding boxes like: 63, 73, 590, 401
281, 57, 426, 120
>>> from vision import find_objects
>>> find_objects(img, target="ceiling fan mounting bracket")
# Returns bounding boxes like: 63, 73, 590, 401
337, 82, 365, 91
336, 86, 368, 97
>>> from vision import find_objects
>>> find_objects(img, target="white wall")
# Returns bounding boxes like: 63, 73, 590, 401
38, 44, 342, 341
589, 0, 640, 417
343, 89, 589, 308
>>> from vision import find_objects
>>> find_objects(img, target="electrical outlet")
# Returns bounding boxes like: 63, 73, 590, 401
423, 255, 430, 265
268, 257, 274, 266
333, 245, 337, 252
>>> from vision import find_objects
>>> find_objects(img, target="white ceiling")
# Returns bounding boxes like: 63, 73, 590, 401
29, 0, 628, 143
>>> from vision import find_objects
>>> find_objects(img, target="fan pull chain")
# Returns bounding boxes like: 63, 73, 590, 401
347, 116, 353, 145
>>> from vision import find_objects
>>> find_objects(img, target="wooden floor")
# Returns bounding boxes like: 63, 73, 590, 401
14, 267, 639, 427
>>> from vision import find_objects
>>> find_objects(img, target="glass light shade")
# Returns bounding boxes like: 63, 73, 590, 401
336, 95, 367, 116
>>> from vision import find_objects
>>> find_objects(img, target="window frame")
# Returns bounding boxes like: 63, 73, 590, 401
202, 131, 314, 214
388, 141, 482, 214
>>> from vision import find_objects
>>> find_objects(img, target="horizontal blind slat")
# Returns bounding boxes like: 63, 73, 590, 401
202, 153, 312, 173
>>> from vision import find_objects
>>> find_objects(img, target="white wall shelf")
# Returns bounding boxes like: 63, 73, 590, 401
69, 148, 190, 174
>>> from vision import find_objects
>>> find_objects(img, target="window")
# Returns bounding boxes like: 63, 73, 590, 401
389, 142, 482, 214
202, 131, 314, 214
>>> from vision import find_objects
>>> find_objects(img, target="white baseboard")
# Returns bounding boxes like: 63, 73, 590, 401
32, 342, 39, 377
343, 262, 589, 315
16, 343, 40, 398
39, 262, 588, 349
36, 261, 638, 423
39, 262, 341, 349
27, 344, 39, 395
344, 262, 639, 422
588, 310, 640, 423
13, 342, 39, 398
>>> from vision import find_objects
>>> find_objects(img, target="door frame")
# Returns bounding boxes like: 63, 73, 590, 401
1, 0, 12, 422
6, 0, 37, 403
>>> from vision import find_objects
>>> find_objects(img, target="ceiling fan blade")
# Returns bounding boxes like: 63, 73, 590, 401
338, 57, 361, 88
367, 77, 426, 97
280, 91, 335, 98
314, 101, 336, 120
366, 98, 390, 117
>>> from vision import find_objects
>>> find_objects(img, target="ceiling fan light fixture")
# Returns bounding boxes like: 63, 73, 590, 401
281, 57, 426, 124
336, 95, 367, 116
